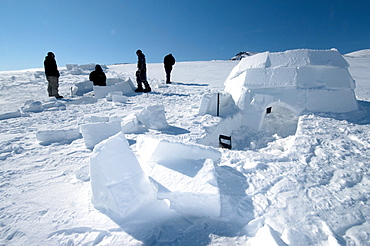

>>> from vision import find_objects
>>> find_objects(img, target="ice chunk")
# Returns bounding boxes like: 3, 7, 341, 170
90, 133, 157, 220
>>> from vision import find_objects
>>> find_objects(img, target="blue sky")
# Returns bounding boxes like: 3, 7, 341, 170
1, 0, 369, 71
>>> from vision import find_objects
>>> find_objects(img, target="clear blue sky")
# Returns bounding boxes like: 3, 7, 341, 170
1, 0, 369, 71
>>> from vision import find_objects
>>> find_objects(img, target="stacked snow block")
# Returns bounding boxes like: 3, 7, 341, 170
223, 49, 359, 131
136, 136, 222, 217
90, 133, 157, 220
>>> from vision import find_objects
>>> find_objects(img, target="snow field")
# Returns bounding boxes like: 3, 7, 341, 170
0, 52, 370, 245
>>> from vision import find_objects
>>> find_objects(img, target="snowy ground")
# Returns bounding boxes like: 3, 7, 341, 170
0, 53, 370, 245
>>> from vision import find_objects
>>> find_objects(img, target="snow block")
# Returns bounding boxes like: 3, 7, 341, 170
247, 225, 288, 246
136, 136, 221, 165
305, 89, 358, 113
21, 100, 43, 113
90, 132, 157, 220
80, 121, 121, 149
106, 91, 123, 102
150, 159, 220, 217
136, 105, 169, 130
36, 128, 81, 145
72, 80, 93, 96
0, 110, 22, 120
121, 113, 147, 134
93, 85, 116, 99
297, 67, 355, 89
114, 79, 136, 94
198, 92, 239, 117
106, 78, 122, 86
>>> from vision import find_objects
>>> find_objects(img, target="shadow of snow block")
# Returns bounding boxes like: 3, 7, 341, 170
36, 128, 81, 145
150, 158, 220, 217
90, 132, 157, 220
80, 121, 121, 149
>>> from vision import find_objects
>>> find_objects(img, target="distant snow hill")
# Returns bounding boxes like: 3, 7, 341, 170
230, 51, 258, 60
344, 49, 370, 58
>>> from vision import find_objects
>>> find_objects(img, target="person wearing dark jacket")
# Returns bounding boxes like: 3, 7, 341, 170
135, 50, 151, 92
44, 52, 63, 98
163, 54, 175, 84
89, 64, 106, 86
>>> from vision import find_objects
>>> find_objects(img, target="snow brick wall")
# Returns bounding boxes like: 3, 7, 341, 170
224, 49, 358, 131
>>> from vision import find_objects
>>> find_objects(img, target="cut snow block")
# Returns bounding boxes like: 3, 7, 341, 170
247, 225, 288, 246
114, 79, 136, 94
106, 91, 123, 102
136, 136, 221, 165
106, 78, 122, 86
36, 128, 81, 145
80, 121, 121, 149
136, 105, 169, 130
0, 110, 22, 120
21, 100, 43, 113
90, 133, 157, 220
72, 80, 93, 96
121, 113, 147, 134
198, 92, 239, 117
150, 159, 220, 217
305, 89, 358, 113
93, 85, 116, 99
112, 95, 128, 103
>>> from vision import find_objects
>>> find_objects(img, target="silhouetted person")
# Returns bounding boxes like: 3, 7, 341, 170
89, 64, 107, 86
44, 52, 63, 98
135, 50, 151, 92
163, 54, 175, 84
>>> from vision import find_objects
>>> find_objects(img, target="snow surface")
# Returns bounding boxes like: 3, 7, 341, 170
0, 51, 370, 245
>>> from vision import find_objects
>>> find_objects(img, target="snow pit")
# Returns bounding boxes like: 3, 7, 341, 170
80, 121, 121, 149
36, 128, 81, 145
90, 132, 157, 220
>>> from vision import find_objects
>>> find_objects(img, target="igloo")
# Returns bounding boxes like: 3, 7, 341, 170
224, 49, 358, 132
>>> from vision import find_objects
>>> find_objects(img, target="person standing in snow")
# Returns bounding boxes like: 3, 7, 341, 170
163, 53, 175, 84
135, 49, 151, 93
89, 64, 107, 86
44, 52, 63, 98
